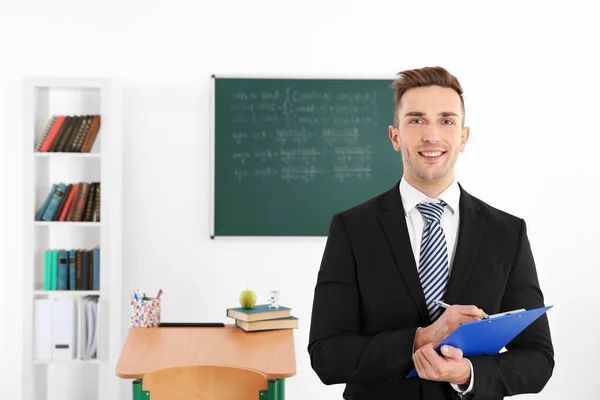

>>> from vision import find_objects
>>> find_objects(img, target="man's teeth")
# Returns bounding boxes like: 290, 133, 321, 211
421, 152, 443, 157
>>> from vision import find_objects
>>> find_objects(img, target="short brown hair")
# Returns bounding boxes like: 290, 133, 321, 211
391, 66, 465, 127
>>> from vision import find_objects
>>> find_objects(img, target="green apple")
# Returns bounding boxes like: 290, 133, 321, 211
239, 290, 257, 309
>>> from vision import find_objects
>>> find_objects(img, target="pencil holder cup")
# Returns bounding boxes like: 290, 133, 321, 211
130, 298, 161, 328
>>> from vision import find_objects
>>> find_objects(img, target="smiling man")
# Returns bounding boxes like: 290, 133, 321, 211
308, 66, 554, 399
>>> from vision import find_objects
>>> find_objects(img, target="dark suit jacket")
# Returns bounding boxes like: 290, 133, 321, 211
307, 182, 554, 400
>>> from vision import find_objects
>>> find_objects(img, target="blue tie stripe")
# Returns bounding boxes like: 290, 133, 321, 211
420, 248, 446, 280
419, 207, 444, 221
419, 234, 446, 271
423, 267, 447, 297
416, 202, 449, 321
419, 226, 446, 273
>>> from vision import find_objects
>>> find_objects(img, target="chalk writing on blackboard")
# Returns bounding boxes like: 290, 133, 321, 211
228, 86, 381, 184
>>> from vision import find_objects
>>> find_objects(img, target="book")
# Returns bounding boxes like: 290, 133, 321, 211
57, 250, 69, 290
44, 250, 51, 290
50, 250, 58, 290
80, 115, 101, 153
53, 184, 72, 221
235, 316, 298, 332
226, 304, 291, 322
35, 116, 57, 151
35, 183, 57, 221
39, 116, 65, 152
92, 247, 100, 290
41, 183, 67, 221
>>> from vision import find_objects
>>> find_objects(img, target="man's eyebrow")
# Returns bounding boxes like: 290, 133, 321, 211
404, 111, 459, 118
439, 112, 459, 118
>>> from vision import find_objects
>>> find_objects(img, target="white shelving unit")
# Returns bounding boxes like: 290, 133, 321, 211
22, 77, 123, 400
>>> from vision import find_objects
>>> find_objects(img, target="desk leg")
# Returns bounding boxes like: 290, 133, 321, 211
133, 379, 142, 400
133, 379, 149, 399
277, 379, 285, 400
269, 379, 278, 400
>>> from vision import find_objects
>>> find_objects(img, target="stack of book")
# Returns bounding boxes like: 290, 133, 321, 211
43, 247, 100, 291
36, 182, 100, 222
226, 304, 298, 332
35, 114, 101, 153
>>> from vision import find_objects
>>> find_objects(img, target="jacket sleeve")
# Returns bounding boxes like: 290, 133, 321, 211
307, 213, 418, 384
468, 219, 555, 398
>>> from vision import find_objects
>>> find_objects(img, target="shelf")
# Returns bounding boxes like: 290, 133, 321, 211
33, 359, 102, 365
23, 76, 122, 400
34, 222, 101, 227
34, 290, 100, 298
35, 153, 101, 159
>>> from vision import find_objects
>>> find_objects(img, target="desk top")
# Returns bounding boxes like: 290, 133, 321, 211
115, 325, 297, 379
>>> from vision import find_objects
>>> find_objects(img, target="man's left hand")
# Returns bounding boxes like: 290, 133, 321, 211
413, 343, 471, 385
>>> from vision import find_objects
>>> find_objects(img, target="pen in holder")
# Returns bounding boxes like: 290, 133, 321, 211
130, 296, 161, 328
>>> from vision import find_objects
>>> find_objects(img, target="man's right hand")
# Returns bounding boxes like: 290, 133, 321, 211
414, 305, 485, 352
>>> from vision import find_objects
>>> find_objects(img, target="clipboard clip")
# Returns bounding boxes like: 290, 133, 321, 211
487, 308, 526, 319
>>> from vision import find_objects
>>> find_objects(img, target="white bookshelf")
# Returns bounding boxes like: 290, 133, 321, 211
34, 222, 102, 227
33, 290, 101, 297
22, 77, 123, 400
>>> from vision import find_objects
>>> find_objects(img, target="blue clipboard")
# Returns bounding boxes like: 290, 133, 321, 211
406, 305, 553, 378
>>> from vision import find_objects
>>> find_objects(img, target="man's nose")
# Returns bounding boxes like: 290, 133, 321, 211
422, 126, 442, 143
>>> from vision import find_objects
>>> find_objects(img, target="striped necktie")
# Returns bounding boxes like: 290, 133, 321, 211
416, 202, 448, 321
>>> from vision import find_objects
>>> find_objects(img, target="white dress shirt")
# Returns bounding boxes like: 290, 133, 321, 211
400, 177, 474, 395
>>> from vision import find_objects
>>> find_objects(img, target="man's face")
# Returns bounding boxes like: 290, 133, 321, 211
388, 85, 469, 187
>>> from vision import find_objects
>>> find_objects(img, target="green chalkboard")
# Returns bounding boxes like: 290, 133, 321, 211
213, 77, 403, 236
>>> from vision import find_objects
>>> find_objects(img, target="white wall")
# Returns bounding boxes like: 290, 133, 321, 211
0, 63, 7, 390
1, 0, 599, 399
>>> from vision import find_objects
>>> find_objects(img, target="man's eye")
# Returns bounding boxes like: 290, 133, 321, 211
442, 119, 454, 125
409, 119, 423, 124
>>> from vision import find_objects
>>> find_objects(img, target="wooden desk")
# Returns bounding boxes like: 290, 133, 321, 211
116, 325, 296, 399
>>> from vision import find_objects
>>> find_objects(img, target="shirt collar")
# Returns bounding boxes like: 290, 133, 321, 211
399, 176, 460, 216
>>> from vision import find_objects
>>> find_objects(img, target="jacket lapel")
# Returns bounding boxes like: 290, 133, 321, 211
378, 183, 430, 322
443, 184, 485, 305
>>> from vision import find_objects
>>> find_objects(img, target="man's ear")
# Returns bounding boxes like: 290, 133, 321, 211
389, 125, 401, 151
459, 126, 470, 152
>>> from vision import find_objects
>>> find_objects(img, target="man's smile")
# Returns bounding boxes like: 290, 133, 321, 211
418, 150, 447, 161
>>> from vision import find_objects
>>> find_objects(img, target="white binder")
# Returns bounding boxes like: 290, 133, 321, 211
51, 299, 77, 360
81, 297, 98, 359
34, 299, 52, 360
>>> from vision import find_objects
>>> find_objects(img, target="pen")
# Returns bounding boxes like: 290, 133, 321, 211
433, 300, 490, 319
433, 300, 452, 309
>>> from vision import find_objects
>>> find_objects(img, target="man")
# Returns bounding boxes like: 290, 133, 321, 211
307, 66, 554, 399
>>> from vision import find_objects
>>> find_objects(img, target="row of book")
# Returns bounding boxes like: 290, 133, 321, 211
226, 304, 298, 332
36, 182, 100, 222
34, 297, 98, 360
35, 115, 101, 153
43, 248, 100, 291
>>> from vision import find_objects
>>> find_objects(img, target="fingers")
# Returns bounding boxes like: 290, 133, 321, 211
454, 305, 484, 318
414, 344, 467, 382
436, 306, 481, 332
413, 351, 424, 375
440, 345, 463, 361
414, 345, 436, 379
420, 345, 437, 369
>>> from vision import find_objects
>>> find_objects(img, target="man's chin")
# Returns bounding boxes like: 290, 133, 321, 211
414, 170, 452, 184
